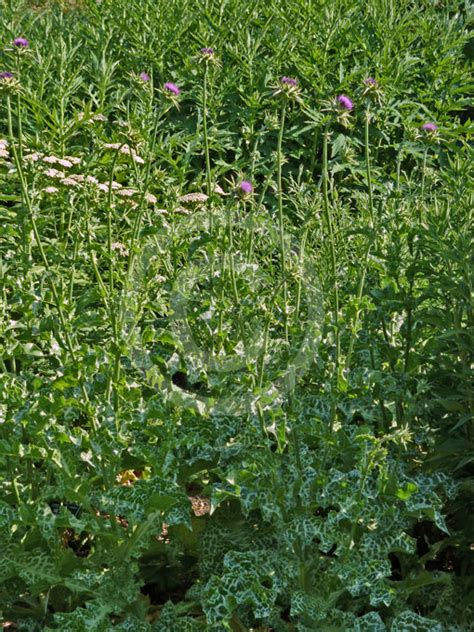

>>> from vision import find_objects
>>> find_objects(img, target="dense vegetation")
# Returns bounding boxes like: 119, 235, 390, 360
0, 0, 472, 629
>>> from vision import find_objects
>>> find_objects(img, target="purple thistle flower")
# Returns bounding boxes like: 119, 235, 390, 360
13, 37, 29, 48
139, 72, 150, 82
281, 76, 298, 86
164, 82, 180, 95
201, 47, 214, 55
337, 94, 353, 111
364, 77, 377, 86
0, 71, 14, 80
239, 180, 253, 194
421, 122, 438, 132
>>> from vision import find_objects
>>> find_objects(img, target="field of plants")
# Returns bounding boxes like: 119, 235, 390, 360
0, 0, 473, 629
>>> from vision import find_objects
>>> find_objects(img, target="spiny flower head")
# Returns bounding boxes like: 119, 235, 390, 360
139, 72, 150, 82
272, 75, 303, 104
0, 71, 18, 93
336, 94, 353, 111
238, 180, 253, 196
163, 82, 180, 95
13, 37, 29, 48
362, 77, 383, 104
197, 47, 220, 66
421, 122, 438, 133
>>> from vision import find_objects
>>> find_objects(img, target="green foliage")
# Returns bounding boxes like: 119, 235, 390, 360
0, 0, 472, 629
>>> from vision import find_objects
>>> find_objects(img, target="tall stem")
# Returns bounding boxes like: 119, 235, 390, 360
365, 109, 375, 228
322, 126, 340, 428
202, 63, 213, 233
346, 109, 375, 369
420, 146, 428, 201
277, 102, 289, 343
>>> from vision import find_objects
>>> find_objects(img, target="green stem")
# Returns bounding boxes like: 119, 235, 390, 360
365, 109, 375, 228
227, 206, 239, 306
346, 109, 376, 369
322, 126, 340, 429
202, 63, 213, 233
421, 146, 428, 201
277, 102, 289, 343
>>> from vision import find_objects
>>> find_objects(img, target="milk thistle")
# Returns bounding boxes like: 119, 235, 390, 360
272, 75, 303, 104
13, 37, 29, 48
421, 122, 438, 133
163, 82, 180, 95
237, 180, 253, 196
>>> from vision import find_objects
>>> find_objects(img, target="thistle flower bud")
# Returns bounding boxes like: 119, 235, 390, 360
421, 122, 438, 133
0, 71, 19, 94
272, 75, 303, 104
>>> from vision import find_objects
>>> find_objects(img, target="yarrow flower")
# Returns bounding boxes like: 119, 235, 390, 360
336, 94, 354, 111
139, 72, 150, 82
111, 242, 129, 257
13, 37, 29, 48
179, 192, 208, 204
0, 139, 9, 160
163, 82, 180, 95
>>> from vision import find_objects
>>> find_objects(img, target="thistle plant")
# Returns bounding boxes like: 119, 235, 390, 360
0, 2, 471, 630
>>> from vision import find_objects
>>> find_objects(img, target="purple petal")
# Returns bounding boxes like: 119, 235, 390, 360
239, 180, 253, 194
13, 37, 29, 47
337, 94, 353, 111
164, 82, 180, 95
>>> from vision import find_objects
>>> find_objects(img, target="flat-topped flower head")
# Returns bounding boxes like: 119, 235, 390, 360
139, 72, 150, 82
337, 94, 353, 111
164, 82, 180, 95
421, 122, 438, 133
13, 37, 29, 48
238, 180, 253, 196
